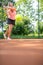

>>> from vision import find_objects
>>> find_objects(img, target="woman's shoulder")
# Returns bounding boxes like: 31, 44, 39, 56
12, 7, 16, 11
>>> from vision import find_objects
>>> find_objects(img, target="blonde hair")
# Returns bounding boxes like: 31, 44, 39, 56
8, 2, 13, 6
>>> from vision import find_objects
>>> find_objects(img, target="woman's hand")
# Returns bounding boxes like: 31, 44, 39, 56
3, 5, 7, 10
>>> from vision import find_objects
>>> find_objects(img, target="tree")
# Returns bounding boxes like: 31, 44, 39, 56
15, 0, 38, 32
39, 0, 43, 11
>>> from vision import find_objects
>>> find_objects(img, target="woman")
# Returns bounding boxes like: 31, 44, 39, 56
3, 2, 16, 40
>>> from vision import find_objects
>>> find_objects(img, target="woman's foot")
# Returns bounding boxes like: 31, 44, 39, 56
7, 37, 11, 40
3, 34, 7, 39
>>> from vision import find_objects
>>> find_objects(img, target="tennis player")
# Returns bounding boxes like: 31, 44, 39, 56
3, 2, 16, 40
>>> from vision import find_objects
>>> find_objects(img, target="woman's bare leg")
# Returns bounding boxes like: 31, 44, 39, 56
5, 28, 9, 36
7, 24, 13, 39
4, 28, 9, 39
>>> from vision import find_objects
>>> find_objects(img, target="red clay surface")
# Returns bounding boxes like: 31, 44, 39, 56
0, 39, 43, 65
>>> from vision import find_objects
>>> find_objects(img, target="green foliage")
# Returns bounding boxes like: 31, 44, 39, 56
0, 32, 4, 39
12, 16, 34, 35
38, 22, 43, 34
11, 34, 43, 39
16, 0, 27, 6
12, 23, 24, 35
15, 14, 23, 22
39, 0, 43, 11
0, 7, 7, 21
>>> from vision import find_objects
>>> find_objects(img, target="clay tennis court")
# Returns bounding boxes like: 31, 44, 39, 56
0, 39, 43, 65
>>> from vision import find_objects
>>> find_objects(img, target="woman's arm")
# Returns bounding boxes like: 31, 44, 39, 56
3, 5, 16, 11
3, 6, 11, 10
